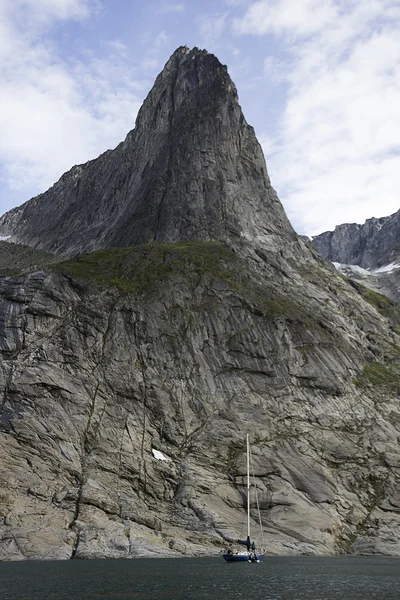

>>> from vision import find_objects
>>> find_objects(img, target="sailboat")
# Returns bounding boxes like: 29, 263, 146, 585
223, 434, 264, 563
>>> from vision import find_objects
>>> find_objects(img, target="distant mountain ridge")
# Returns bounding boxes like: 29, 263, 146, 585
312, 209, 400, 270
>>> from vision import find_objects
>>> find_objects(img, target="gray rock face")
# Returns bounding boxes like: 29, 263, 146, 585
1, 242, 400, 560
312, 211, 400, 270
0, 47, 400, 561
312, 210, 400, 303
0, 47, 292, 257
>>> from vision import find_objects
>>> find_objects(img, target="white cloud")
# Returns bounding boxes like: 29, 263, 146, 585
263, 55, 289, 85
107, 39, 129, 55
158, 3, 185, 13
2, 0, 96, 30
136, 30, 170, 74
236, 0, 400, 235
259, 134, 278, 157
154, 30, 169, 50
198, 12, 229, 44
233, 0, 338, 38
0, 0, 142, 213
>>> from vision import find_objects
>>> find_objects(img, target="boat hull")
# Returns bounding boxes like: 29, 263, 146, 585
223, 553, 264, 562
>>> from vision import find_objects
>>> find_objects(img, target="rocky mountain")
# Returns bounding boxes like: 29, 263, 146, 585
312, 212, 400, 303
312, 211, 400, 270
1, 47, 400, 561
0, 46, 290, 257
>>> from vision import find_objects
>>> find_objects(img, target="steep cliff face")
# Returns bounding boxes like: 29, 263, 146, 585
1, 48, 400, 561
1, 244, 400, 559
0, 47, 291, 257
312, 211, 400, 270
312, 211, 400, 303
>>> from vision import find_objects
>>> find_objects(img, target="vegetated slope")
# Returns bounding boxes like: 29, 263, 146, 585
0, 241, 57, 276
1, 241, 400, 559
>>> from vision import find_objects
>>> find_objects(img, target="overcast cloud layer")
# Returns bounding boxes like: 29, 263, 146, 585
0, 0, 399, 236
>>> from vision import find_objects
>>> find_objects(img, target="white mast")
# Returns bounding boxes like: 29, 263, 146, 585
247, 433, 250, 542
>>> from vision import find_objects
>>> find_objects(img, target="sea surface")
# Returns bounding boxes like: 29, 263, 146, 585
1, 555, 400, 600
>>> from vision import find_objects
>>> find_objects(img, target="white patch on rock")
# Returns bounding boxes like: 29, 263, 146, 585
372, 263, 400, 274
333, 263, 370, 277
0, 236, 10, 241
152, 448, 171, 461
333, 261, 400, 277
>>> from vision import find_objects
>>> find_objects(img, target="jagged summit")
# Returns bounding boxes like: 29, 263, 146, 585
0, 47, 293, 257
312, 209, 400, 270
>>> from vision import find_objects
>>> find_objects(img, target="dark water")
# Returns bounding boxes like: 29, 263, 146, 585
1, 556, 400, 600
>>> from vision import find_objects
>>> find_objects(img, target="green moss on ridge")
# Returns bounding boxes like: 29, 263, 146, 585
53, 242, 237, 293
353, 361, 400, 393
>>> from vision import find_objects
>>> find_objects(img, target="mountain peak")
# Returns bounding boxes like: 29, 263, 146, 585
132, 46, 237, 136
0, 47, 293, 257
312, 209, 400, 270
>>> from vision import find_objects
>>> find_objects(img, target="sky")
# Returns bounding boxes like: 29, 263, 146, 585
0, 0, 399, 237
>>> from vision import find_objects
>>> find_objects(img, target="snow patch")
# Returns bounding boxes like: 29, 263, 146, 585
372, 263, 400, 274
333, 261, 400, 276
333, 263, 370, 277
152, 448, 171, 461
0, 236, 10, 241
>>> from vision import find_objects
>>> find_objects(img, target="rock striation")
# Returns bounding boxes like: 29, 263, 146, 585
312, 211, 400, 303
1, 242, 400, 560
1, 48, 400, 561
0, 47, 291, 257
